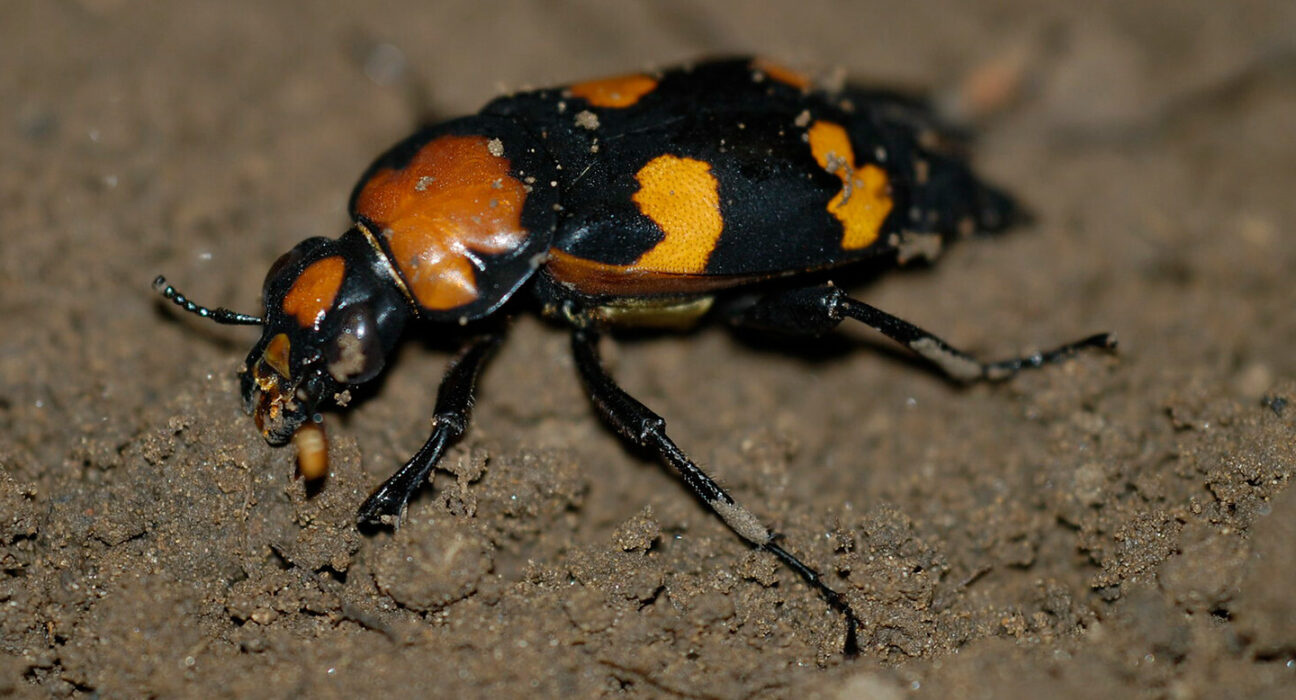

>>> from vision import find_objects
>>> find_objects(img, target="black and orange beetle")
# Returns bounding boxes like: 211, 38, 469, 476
156, 57, 1114, 654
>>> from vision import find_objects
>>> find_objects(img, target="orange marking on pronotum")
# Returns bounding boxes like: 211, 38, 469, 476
353, 135, 530, 311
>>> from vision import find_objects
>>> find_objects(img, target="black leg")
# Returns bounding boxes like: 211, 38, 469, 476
737, 285, 1115, 381
571, 327, 860, 655
357, 332, 502, 526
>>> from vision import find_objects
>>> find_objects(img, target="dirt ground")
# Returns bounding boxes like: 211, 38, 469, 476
3, 1, 1295, 697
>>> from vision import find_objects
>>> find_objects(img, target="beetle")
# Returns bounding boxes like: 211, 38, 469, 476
156, 57, 1114, 655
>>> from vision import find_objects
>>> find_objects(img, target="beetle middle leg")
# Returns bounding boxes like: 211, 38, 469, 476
571, 326, 861, 655
358, 332, 503, 526
735, 285, 1115, 382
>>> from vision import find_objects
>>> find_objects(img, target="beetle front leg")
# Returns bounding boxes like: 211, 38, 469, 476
736, 285, 1115, 382
357, 332, 503, 526
571, 327, 860, 655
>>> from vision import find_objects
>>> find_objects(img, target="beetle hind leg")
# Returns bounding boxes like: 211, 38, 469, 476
572, 327, 861, 655
736, 285, 1115, 382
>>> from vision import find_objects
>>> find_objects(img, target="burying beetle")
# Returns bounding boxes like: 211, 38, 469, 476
157, 58, 1114, 654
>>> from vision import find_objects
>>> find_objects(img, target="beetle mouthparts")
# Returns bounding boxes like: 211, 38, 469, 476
251, 377, 306, 446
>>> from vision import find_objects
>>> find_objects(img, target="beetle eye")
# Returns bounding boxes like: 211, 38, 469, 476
325, 305, 385, 384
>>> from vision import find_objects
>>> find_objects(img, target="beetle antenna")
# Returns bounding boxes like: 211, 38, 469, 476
153, 275, 263, 325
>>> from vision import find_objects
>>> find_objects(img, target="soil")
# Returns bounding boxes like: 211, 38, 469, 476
4, 1, 1295, 697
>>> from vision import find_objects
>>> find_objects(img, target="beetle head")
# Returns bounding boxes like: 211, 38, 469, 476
240, 229, 411, 445
155, 226, 411, 455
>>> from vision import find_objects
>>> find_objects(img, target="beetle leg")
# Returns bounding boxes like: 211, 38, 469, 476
357, 332, 503, 526
736, 285, 1115, 382
571, 327, 860, 655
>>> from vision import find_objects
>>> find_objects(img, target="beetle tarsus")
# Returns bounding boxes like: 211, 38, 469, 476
357, 428, 452, 526
765, 540, 861, 656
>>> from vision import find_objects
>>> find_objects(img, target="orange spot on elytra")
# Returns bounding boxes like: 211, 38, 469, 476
807, 121, 892, 250
283, 257, 345, 328
631, 155, 723, 274
569, 74, 658, 108
752, 58, 812, 90
353, 135, 529, 311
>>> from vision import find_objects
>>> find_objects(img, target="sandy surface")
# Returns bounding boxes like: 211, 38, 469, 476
3, 1, 1295, 697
